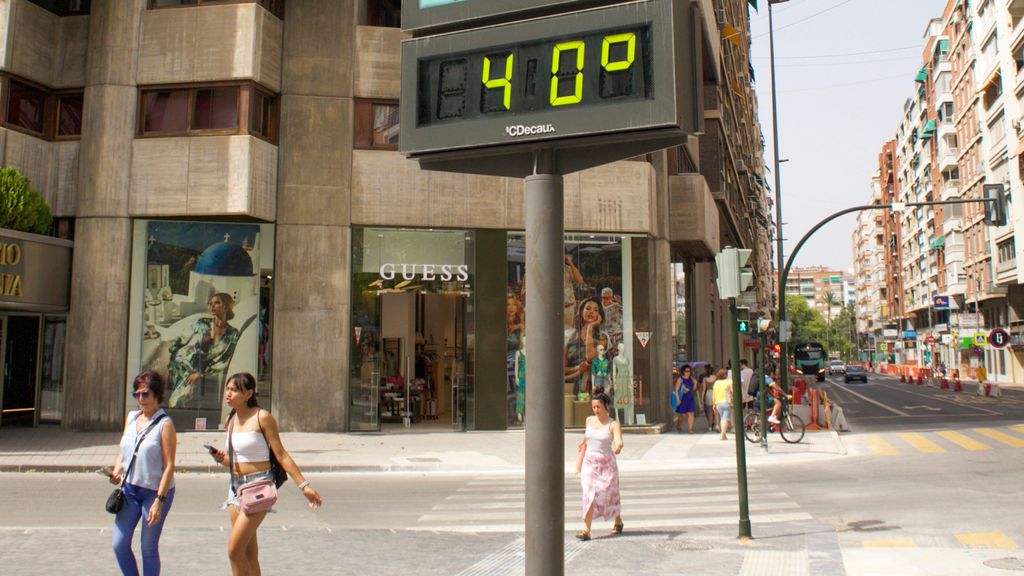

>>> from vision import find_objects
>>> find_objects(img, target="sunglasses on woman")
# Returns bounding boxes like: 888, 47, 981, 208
132, 390, 151, 399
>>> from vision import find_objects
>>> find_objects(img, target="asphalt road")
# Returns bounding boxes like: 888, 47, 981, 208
815, 372, 1024, 432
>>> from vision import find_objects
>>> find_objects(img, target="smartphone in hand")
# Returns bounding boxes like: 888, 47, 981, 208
202, 443, 219, 459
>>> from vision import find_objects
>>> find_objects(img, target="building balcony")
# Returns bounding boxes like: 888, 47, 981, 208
1010, 0, 1024, 20
137, 4, 283, 91
129, 135, 277, 220
355, 25, 403, 99
665, 173, 720, 258
937, 146, 958, 171
0, 127, 78, 217
941, 179, 960, 201
0, 0, 88, 88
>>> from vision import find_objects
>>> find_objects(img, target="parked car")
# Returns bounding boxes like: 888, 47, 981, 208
844, 364, 868, 383
828, 360, 846, 375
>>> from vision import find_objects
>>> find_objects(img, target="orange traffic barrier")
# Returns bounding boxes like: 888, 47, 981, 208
917, 372, 924, 386
954, 375, 962, 392
900, 373, 906, 383
805, 388, 824, 431
940, 377, 949, 389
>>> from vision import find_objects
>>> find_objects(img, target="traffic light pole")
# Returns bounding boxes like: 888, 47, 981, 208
729, 299, 752, 539
777, 198, 998, 394
524, 154, 564, 576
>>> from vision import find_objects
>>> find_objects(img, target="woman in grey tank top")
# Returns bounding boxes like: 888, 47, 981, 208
109, 370, 177, 576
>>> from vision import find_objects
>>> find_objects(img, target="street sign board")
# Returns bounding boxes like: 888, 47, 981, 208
904, 340, 917, 350
882, 329, 898, 338
932, 295, 949, 309
399, 0, 701, 176
974, 334, 988, 347
878, 342, 889, 352
989, 328, 1009, 349
958, 313, 982, 329
744, 339, 760, 349
904, 330, 917, 339
926, 334, 935, 344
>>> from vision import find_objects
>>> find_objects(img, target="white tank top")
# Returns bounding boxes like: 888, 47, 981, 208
585, 420, 613, 455
228, 430, 270, 463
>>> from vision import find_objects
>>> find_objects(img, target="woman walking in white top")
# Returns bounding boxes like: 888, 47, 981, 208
110, 370, 177, 576
575, 391, 624, 540
206, 372, 322, 575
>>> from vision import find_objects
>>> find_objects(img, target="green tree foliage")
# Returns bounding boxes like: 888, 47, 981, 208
786, 295, 827, 345
0, 167, 52, 235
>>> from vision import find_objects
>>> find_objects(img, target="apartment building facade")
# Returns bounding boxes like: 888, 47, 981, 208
0, 0, 773, 431
856, 0, 1024, 382
852, 176, 886, 360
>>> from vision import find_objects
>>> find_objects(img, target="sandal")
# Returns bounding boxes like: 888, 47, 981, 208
611, 522, 624, 535
575, 530, 591, 541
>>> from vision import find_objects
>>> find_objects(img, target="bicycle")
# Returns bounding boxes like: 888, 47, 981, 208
743, 397, 805, 444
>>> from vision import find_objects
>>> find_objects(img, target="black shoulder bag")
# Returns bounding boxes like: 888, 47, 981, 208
256, 411, 288, 489
106, 414, 166, 514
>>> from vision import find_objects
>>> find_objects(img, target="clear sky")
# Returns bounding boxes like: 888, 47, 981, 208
749, 0, 947, 274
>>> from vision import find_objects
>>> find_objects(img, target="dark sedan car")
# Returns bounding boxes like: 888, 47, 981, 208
844, 364, 868, 383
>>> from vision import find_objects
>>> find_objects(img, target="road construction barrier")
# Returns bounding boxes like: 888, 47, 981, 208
806, 388, 824, 431
940, 377, 949, 389
900, 373, 906, 383
917, 372, 924, 386
954, 375, 962, 392
978, 382, 1001, 397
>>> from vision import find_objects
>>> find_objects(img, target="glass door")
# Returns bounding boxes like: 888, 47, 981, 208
0, 315, 41, 427
39, 316, 66, 423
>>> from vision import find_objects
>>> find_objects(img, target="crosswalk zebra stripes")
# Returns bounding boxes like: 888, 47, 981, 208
857, 425, 1024, 456
414, 469, 811, 533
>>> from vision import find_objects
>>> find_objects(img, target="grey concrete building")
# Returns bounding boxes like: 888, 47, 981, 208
0, 0, 772, 433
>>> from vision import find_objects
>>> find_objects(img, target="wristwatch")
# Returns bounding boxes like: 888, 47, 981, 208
156, 494, 167, 503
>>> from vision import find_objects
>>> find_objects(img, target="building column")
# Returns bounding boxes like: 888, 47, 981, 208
271, 0, 355, 431
63, 0, 145, 430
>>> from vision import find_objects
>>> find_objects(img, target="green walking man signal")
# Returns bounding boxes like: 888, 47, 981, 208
738, 320, 750, 333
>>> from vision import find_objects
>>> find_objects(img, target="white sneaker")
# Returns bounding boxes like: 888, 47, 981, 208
767, 416, 780, 424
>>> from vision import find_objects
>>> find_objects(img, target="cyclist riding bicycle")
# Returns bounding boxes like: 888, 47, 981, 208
754, 373, 793, 425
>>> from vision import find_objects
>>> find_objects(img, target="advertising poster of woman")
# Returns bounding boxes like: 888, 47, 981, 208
506, 235, 628, 426
138, 222, 264, 427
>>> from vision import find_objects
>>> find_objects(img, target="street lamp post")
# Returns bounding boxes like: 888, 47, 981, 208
769, 0, 791, 389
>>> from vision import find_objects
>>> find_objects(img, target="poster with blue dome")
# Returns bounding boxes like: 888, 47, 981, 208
138, 221, 266, 426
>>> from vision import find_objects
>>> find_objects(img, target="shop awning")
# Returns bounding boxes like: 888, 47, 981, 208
915, 68, 928, 83
929, 235, 945, 250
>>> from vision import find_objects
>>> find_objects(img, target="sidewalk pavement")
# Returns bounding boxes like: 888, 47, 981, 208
0, 426, 848, 474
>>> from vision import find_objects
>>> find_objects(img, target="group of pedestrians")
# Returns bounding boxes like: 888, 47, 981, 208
109, 370, 322, 576
670, 361, 758, 439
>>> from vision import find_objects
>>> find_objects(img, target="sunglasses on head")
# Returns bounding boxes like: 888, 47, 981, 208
132, 390, 151, 399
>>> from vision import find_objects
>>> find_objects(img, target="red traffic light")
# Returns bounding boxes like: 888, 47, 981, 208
773, 344, 781, 353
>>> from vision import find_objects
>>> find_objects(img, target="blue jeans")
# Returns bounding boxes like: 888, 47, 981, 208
112, 483, 175, 576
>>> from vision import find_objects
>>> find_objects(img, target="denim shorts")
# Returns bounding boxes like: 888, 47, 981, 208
222, 470, 275, 510
716, 402, 732, 422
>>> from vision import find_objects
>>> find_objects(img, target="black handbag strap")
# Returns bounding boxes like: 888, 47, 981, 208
120, 413, 166, 490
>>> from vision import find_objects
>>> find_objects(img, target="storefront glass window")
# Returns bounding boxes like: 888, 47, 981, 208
349, 228, 474, 432
507, 233, 642, 428
128, 220, 275, 431
38, 317, 66, 423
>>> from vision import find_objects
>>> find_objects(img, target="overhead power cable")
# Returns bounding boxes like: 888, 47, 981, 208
753, 0, 857, 39
751, 44, 922, 60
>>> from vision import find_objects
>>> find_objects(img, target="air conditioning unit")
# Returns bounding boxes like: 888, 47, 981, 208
736, 159, 748, 174
716, 8, 727, 26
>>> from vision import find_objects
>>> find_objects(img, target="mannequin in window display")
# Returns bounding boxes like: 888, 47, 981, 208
612, 342, 633, 425
514, 335, 526, 423
590, 344, 610, 393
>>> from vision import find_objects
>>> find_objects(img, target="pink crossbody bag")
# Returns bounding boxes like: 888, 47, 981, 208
229, 416, 278, 515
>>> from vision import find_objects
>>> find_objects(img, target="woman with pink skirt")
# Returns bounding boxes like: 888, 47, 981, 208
575, 391, 624, 540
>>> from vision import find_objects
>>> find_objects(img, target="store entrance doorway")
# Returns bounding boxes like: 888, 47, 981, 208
0, 314, 41, 427
377, 292, 467, 432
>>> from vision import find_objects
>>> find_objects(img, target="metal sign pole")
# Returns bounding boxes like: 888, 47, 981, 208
525, 152, 565, 576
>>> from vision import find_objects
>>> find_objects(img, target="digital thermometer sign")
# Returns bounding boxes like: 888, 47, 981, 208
400, 0, 700, 168
403, 0, 588, 34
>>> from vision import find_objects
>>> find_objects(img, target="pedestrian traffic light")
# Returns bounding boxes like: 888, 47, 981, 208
983, 184, 1007, 226
738, 320, 750, 333
757, 318, 771, 333
714, 247, 739, 298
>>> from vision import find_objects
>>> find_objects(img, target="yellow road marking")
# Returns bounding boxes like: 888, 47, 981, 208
956, 531, 1018, 549
935, 430, 992, 451
974, 428, 1024, 448
863, 539, 915, 548
1012, 425, 1024, 435
864, 436, 898, 456
898, 432, 946, 453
